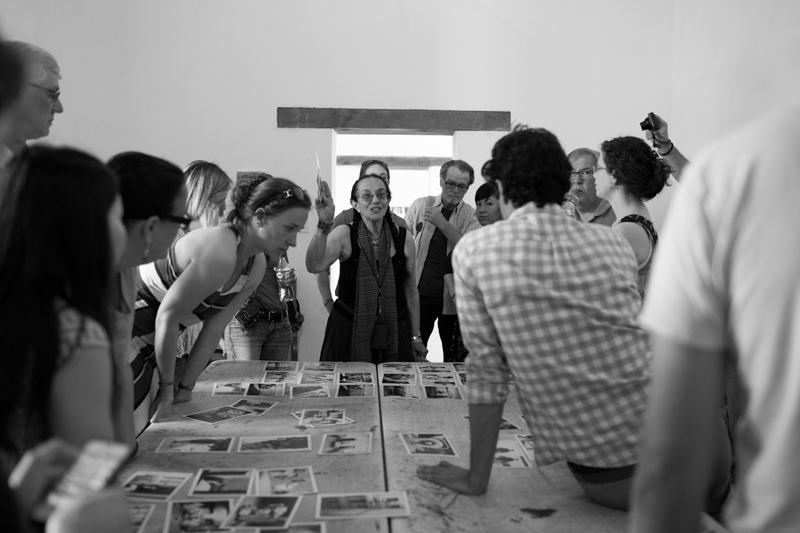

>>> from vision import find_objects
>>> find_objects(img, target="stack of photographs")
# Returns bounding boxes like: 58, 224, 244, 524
378, 362, 465, 400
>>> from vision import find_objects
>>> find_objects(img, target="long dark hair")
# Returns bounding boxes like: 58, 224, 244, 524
0, 145, 119, 455
108, 151, 185, 220
226, 172, 311, 236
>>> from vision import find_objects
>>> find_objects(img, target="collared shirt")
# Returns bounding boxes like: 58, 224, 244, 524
577, 198, 616, 227
405, 194, 481, 314
453, 202, 650, 467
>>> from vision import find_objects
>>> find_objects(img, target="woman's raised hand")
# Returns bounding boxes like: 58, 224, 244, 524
315, 178, 335, 225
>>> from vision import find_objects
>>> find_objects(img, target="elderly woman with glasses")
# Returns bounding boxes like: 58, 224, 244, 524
307, 174, 428, 363
129, 174, 311, 427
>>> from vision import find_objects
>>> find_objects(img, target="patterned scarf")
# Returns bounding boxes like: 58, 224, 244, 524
350, 217, 398, 363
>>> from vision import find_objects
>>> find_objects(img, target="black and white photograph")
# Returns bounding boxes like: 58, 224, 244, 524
299, 408, 345, 427
302, 362, 336, 372
381, 373, 416, 385
416, 364, 453, 374
463, 415, 521, 431
398, 433, 458, 457
289, 384, 329, 399
238, 435, 312, 453
318, 433, 373, 455
423, 386, 463, 400
299, 371, 335, 384
515, 434, 536, 463
188, 468, 254, 497
493, 437, 531, 468
420, 373, 457, 386
264, 523, 326, 533
262, 371, 299, 384
381, 385, 421, 399
182, 405, 253, 425
164, 499, 233, 533
211, 381, 249, 396
246, 383, 285, 397
451, 363, 466, 373
256, 466, 318, 495
265, 361, 298, 372
336, 384, 374, 397
122, 471, 192, 501
222, 495, 301, 529
337, 372, 373, 383
129, 504, 155, 533
316, 491, 410, 519
156, 437, 235, 454
457, 372, 467, 385
231, 398, 278, 415
379, 363, 414, 374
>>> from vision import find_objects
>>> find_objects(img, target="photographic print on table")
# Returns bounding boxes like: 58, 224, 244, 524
381, 373, 416, 385
493, 437, 531, 468
289, 384, 329, 399
156, 436, 235, 453
262, 371, 299, 384
247, 383, 285, 396
188, 468, 253, 497
398, 433, 458, 457
423, 386, 463, 400
299, 371, 335, 384
318, 433, 373, 455
231, 398, 278, 415
221, 495, 301, 529
514, 434, 536, 463
316, 491, 410, 520
256, 466, 318, 495
182, 405, 253, 425
463, 415, 520, 431
265, 360, 298, 371
122, 471, 192, 501
164, 499, 233, 533
264, 523, 326, 533
338, 372, 373, 383
420, 373, 457, 385
416, 363, 453, 374
451, 362, 466, 373
129, 503, 155, 533
380, 362, 414, 373
381, 385, 420, 399
336, 384, 374, 398
291, 411, 355, 425
238, 435, 312, 453
457, 372, 467, 385
302, 362, 336, 372
299, 409, 345, 427
211, 381, 248, 396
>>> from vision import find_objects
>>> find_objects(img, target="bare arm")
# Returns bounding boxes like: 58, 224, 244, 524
615, 221, 652, 265
630, 334, 725, 533
403, 231, 427, 361
316, 271, 334, 313
306, 225, 350, 273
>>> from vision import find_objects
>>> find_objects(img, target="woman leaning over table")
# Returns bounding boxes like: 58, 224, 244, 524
306, 174, 428, 363
0, 146, 126, 475
594, 137, 670, 300
129, 174, 311, 424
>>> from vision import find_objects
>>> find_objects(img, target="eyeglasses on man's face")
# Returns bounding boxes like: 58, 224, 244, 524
29, 84, 61, 104
359, 191, 388, 203
444, 179, 469, 193
160, 214, 193, 231
570, 167, 596, 181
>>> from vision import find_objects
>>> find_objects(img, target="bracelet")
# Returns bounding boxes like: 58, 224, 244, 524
317, 220, 332, 235
658, 141, 674, 156
158, 381, 174, 387
411, 335, 424, 344
323, 298, 334, 307
177, 382, 195, 391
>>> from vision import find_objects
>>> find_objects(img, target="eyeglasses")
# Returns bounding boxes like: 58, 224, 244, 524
359, 191, 388, 203
160, 214, 193, 230
444, 179, 469, 192
570, 167, 596, 181
29, 84, 61, 103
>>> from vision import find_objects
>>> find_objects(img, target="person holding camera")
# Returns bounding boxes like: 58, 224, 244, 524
641, 112, 691, 181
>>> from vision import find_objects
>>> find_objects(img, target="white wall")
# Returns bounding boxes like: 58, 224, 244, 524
1, 0, 674, 359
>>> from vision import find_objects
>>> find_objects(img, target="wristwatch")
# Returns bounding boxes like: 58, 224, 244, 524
411, 335, 424, 344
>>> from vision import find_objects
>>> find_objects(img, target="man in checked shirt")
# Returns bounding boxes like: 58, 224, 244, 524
417, 126, 731, 514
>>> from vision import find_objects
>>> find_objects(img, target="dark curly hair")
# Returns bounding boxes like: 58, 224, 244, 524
601, 136, 671, 201
481, 125, 571, 208
226, 172, 311, 236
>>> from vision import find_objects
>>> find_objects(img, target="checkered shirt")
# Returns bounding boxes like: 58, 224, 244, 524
453, 202, 651, 467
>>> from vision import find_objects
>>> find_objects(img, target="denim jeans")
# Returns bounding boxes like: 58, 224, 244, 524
224, 317, 292, 361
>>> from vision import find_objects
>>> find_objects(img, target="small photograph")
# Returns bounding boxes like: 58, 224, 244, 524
416, 363, 453, 374
122, 471, 192, 501
493, 437, 531, 468
183, 405, 253, 425
316, 491, 410, 520
211, 381, 248, 396
156, 436, 234, 454
451, 363, 466, 373
299, 409, 345, 427
318, 433, 373, 455
380, 363, 414, 373
337, 372, 373, 383
238, 435, 312, 453
420, 373, 457, 385
291, 412, 355, 425
129, 503, 155, 533
299, 371, 335, 384
164, 499, 233, 533
188, 468, 253, 497
267, 523, 326, 533
381, 385, 420, 399
457, 373, 467, 385
398, 433, 458, 457
514, 434, 536, 463
462, 415, 520, 431
423, 386, 463, 400
256, 466, 318, 495
221, 495, 301, 529
381, 373, 416, 385
262, 371, 299, 384
247, 383, 285, 396
265, 361, 298, 371
302, 362, 337, 372
336, 384, 374, 398
231, 398, 278, 415
289, 384, 329, 399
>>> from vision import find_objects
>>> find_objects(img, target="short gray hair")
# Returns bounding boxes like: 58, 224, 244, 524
566, 147, 600, 165
5, 41, 60, 85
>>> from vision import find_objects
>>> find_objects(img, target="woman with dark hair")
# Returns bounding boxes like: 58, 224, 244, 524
0, 146, 126, 474
474, 181, 501, 226
130, 173, 311, 423
307, 175, 427, 363
595, 136, 671, 299
107, 151, 188, 444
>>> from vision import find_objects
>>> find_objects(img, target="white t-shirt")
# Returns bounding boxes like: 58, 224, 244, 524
641, 104, 800, 533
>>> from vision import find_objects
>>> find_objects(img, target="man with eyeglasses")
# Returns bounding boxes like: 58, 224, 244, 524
405, 159, 481, 357
1, 42, 63, 167
566, 148, 617, 226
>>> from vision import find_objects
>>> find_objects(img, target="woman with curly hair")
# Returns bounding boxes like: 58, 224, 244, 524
595, 137, 671, 299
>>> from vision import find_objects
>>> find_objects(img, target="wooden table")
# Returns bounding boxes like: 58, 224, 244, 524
123, 360, 386, 533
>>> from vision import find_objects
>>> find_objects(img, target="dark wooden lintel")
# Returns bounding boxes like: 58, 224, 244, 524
277, 107, 510, 132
